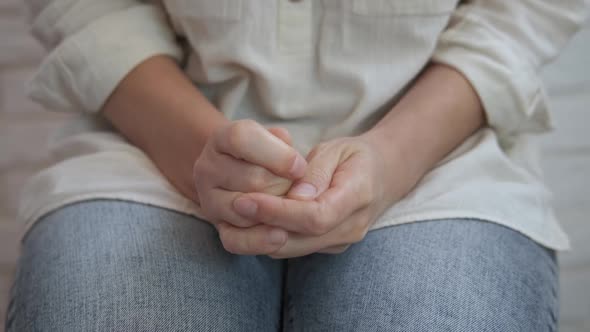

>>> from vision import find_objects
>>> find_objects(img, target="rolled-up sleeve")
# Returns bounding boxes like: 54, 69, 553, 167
432, 0, 587, 137
25, 0, 183, 113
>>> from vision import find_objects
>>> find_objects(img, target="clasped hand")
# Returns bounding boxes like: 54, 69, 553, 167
193, 120, 406, 258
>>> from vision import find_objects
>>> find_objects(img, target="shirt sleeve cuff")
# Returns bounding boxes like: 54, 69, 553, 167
28, 4, 183, 113
431, 17, 552, 138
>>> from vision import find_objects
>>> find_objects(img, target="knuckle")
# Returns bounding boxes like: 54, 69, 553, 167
220, 230, 259, 255
305, 145, 323, 161
306, 141, 331, 160
261, 199, 284, 226
241, 239, 255, 254
246, 167, 269, 191
357, 189, 373, 208
194, 152, 218, 176
305, 147, 320, 161
235, 119, 258, 136
246, 236, 272, 255
227, 128, 243, 152
314, 142, 329, 152
306, 209, 332, 236
199, 197, 224, 225
223, 242, 241, 255
349, 219, 370, 243
348, 180, 374, 209
228, 120, 255, 151
219, 231, 239, 254
307, 166, 332, 185
192, 159, 205, 178
193, 168, 209, 192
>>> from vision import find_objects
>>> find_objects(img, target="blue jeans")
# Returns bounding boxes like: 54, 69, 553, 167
7, 200, 558, 331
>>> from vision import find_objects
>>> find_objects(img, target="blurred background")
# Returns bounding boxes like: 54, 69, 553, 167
0, 1, 588, 331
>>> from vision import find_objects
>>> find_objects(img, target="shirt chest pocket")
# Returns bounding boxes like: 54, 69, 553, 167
166, 0, 242, 20
339, 0, 458, 61
351, 0, 457, 16
164, 0, 243, 41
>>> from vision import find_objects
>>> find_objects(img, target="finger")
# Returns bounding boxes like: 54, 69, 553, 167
286, 144, 342, 201
217, 222, 287, 256
214, 120, 306, 179
200, 188, 259, 228
267, 126, 293, 146
233, 152, 370, 235
318, 245, 350, 254
233, 174, 365, 235
269, 209, 368, 258
212, 153, 293, 196
268, 231, 349, 259
268, 233, 329, 258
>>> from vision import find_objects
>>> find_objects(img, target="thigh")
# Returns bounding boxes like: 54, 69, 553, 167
7, 200, 284, 332
284, 219, 558, 332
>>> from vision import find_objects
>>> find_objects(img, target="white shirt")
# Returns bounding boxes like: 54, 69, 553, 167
20, 0, 588, 250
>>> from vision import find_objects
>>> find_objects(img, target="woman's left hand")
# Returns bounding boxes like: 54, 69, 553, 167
217, 134, 420, 258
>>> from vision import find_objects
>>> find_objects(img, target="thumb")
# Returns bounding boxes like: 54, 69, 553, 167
267, 127, 293, 146
286, 146, 341, 201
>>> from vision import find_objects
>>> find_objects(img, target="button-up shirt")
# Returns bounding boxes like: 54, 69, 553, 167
21, 0, 588, 249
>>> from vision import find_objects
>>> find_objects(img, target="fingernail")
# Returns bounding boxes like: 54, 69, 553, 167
269, 229, 286, 245
289, 154, 307, 178
290, 182, 317, 198
233, 198, 258, 217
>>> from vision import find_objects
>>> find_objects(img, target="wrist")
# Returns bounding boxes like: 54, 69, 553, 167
360, 119, 429, 185
361, 64, 485, 182
102, 55, 231, 202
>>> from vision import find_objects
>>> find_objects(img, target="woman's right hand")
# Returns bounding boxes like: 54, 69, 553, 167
100, 56, 305, 238
193, 119, 308, 229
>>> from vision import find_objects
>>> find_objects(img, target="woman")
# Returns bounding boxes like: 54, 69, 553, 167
7, 0, 586, 330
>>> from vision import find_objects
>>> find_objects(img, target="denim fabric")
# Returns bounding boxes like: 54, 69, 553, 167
7, 200, 558, 331
283, 220, 559, 332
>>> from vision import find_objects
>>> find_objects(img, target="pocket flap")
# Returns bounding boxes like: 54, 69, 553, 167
166, 0, 242, 19
353, 0, 457, 16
